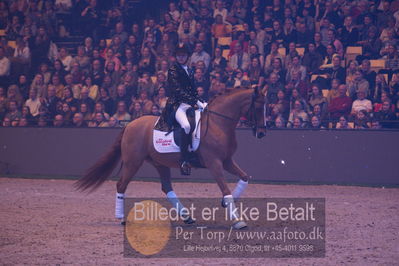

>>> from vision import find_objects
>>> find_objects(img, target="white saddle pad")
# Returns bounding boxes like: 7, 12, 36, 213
153, 110, 201, 153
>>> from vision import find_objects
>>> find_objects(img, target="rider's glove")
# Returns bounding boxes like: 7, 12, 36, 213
197, 100, 208, 110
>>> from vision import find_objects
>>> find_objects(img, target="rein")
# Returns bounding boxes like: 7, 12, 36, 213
206, 109, 236, 121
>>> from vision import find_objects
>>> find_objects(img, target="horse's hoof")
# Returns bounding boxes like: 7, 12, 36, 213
233, 221, 247, 230
221, 198, 228, 208
121, 221, 126, 226
184, 216, 196, 224
180, 162, 191, 175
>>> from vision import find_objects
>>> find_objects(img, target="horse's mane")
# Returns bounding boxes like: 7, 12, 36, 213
207, 86, 252, 106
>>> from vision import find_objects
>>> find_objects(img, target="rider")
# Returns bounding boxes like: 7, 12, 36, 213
165, 44, 207, 175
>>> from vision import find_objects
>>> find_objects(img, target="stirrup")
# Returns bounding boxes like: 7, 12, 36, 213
180, 161, 191, 176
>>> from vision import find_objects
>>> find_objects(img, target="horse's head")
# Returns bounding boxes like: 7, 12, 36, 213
247, 86, 266, 139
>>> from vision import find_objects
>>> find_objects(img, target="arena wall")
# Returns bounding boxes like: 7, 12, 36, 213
0, 128, 398, 186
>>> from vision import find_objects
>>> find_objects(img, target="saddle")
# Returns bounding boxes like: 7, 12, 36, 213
153, 108, 204, 168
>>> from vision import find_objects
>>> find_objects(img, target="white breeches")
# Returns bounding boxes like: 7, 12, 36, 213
175, 103, 191, 134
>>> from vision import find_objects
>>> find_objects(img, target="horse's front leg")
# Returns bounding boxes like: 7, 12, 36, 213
223, 158, 251, 200
204, 158, 247, 229
154, 164, 195, 224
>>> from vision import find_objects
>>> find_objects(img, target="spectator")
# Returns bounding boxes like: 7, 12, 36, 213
38, 63, 51, 86
374, 100, 397, 128
12, 38, 31, 76
211, 14, 232, 39
314, 32, 327, 57
229, 42, 250, 71
229, 31, 248, 57
138, 47, 156, 74
358, 26, 382, 60
270, 20, 285, 46
5, 100, 22, 123
348, 70, 370, 99
130, 102, 143, 120
113, 101, 131, 126
283, 18, 297, 46
227, 0, 247, 25
286, 55, 307, 82
346, 60, 359, 84
374, 73, 389, 103
253, 20, 266, 55
111, 22, 128, 44
210, 47, 227, 73
384, 45, 399, 72
264, 42, 284, 73
168, 1, 181, 22
336, 115, 351, 129
0, 86, 6, 120
309, 115, 325, 129
53, 114, 65, 127
78, 102, 91, 122
374, 90, 394, 112
79, 87, 95, 112
327, 29, 344, 57
98, 88, 114, 115
0, 47, 11, 86
73, 46, 91, 74
326, 55, 346, 87
360, 59, 377, 97
354, 109, 370, 129
288, 100, 309, 127
248, 57, 264, 88
326, 78, 341, 103
62, 87, 79, 112
302, 43, 323, 75
89, 112, 109, 127
339, 16, 359, 47
90, 59, 105, 86
295, 22, 311, 48
291, 116, 304, 129
248, 44, 264, 69
61, 102, 73, 125
41, 85, 60, 118
30, 74, 48, 99
274, 115, 286, 129
213, 0, 228, 23
58, 47, 73, 72
53, 59, 68, 81
189, 42, 211, 70
80, 0, 100, 42
351, 90, 373, 115
82, 76, 99, 101
308, 85, 328, 116
2, 117, 11, 127
328, 84, 352, 120
25, 89, 41, 117
92, 102, 110, 120
105, 48, 122, 72
72, 112, 87, 128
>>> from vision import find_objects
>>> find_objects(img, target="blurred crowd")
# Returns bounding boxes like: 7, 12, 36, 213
0, 0, 399, 129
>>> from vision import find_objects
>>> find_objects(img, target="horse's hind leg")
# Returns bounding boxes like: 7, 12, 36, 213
153, 164, 195, 224
115, 159, 144, 222
223, 158, 250, 200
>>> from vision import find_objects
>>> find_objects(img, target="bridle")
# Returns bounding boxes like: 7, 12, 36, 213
245, 87, 266, 136
205, 88, 265, 137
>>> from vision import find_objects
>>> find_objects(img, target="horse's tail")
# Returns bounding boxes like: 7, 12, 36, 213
74, 128, 125, 192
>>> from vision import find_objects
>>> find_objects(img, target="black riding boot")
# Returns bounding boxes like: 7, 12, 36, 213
180, 129, 191, 176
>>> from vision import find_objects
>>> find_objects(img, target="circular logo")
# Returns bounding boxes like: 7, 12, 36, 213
125, 200, 171, 256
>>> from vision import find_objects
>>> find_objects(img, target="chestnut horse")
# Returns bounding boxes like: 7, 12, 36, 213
75, 87, 266, 228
